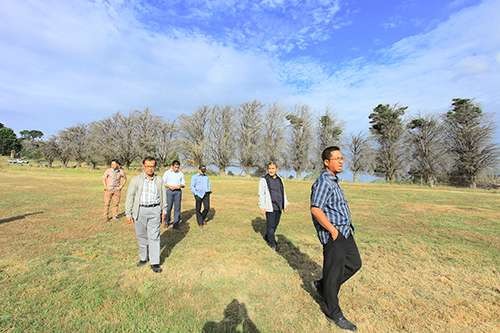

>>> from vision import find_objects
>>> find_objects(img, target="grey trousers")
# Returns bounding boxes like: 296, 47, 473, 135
165, 189, 182, 225
134, 205, 161, 265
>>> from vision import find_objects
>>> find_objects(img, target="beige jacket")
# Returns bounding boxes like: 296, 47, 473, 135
125, 173, 165, 220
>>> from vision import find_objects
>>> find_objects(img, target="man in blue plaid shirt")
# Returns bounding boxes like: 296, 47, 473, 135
310, 146, 362, 331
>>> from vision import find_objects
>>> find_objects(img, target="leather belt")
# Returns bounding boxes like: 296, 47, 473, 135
140, 203, 160, 208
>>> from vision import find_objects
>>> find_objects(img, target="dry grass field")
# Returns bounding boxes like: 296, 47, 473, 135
0, 160, 499, 332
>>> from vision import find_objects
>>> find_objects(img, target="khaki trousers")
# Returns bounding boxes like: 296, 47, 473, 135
104, 190, 121, 219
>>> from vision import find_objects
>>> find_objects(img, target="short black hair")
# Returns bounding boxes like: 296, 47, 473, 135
266, 161, 278, 168
171, 160, 180, 166
321, 146, 341, 162
199, 165, 207, 170
142, 156, 157, 165
110, 159, 120, 165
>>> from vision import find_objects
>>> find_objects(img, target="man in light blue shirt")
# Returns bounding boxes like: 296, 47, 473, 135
162, 160, 185, 229
190, 165, 212, 227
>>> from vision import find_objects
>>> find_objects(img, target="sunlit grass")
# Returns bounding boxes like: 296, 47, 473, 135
1, 162, 499, 332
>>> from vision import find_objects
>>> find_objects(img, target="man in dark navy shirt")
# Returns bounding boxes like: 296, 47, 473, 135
310, 146, 362, 331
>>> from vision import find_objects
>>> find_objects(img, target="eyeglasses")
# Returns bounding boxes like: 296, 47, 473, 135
327, 157, 344, 161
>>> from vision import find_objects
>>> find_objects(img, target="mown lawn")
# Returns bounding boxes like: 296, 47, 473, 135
0, 162, 499, 332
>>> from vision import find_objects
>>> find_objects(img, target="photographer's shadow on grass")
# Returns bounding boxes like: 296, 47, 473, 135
202, 299, 260, 333
159, 208, 195, 264
0, 211, 43, 225
251, 217, 323, 308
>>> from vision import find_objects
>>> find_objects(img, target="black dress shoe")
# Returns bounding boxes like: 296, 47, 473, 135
327, 315, 357, 331
136, 260, 148, 267
151, 264, 162, 273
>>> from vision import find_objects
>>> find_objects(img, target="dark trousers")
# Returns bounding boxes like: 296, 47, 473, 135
195, 193, 210, 225
265, 210, 282, 247
320, 234, 362, 319
165, 189, 182, 225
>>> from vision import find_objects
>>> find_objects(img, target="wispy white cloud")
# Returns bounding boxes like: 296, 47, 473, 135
0, 0, 498, 143
0, 0, 291, 132
130, 0, 346, 53
289, 0, 500, 137
382, 15, 404, 30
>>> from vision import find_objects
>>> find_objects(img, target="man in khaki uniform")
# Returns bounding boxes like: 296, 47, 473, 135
102, 159, 127, 221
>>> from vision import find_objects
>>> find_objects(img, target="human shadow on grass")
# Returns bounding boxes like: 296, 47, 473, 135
201, 299, 260, 333
205, 208, 216, 223
251, 217, 267, 240
159, 209, 194, 264
181, 208, 196, 223
0, 211, 43, 225
251, 217, 324, 310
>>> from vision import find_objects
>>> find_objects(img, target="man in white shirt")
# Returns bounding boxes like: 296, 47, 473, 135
162, 160, 185, 229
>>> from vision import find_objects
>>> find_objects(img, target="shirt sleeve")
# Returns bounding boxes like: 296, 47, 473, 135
190, 175, 197, 194
180, 172, 186, 186
310, 178, 331, 209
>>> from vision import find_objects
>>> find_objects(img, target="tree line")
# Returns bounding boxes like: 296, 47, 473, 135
1, 98, 498, 188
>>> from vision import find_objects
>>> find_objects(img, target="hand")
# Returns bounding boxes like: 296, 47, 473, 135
161, 212, 166, 224
127, 217, 134, 224
260, 208, 266, 216
330, 228, 339, 241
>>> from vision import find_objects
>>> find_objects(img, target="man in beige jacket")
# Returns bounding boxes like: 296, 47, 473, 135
126, 156, 166, 273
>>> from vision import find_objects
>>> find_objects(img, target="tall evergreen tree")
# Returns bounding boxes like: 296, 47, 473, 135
369, 104, 407, 182
444, 98, 498, 188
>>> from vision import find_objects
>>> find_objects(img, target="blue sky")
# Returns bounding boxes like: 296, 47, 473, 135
0, 0, 499, 142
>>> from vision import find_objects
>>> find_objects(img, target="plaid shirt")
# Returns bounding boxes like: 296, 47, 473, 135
140, 174, 160, 206
310, 169, 354, 244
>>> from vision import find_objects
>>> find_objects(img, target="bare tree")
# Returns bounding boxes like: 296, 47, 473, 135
179, 106, 210, 166
209, 105, 235, 175
237, 100, 263, 176
133, 109, 162, 159
286, 104, 313, 179
261, 103, 286, 168
40, 136, 59, 167
110, 112, 137, 168
444, 98, 499, 188
58, 124, 88, 167
407, 116, 446, 187
154, 120, 177, 167
84, 122, 105, 169
369, 104, 407, 182
346, 132, 372, 182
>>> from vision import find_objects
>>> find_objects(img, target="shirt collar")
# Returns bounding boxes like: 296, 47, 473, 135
142, 172, 156, 180
322, 169, 339, 182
